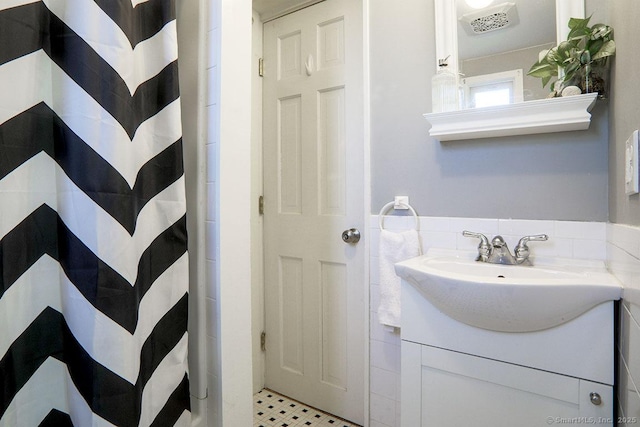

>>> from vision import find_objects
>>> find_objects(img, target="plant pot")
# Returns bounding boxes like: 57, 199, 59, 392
578, 59, 610, 99
560, 59, 611, 99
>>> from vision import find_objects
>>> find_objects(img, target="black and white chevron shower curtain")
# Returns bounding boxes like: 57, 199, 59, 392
0, 1, 191, 426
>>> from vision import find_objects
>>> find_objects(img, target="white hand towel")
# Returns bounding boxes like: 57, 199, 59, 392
378, 229, 421, 328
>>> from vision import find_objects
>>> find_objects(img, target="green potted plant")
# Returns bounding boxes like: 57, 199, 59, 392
527, 16, 615, 98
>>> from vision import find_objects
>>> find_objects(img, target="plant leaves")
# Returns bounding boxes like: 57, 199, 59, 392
527, 59, 557, 88
568, 16, 591, 30
556, 41, 576, 59
590, 23, 612, 40
564, 60, 580, 75
567, 16, 591, 38
592, 40, 616, 60
587, 38, 605, 57
538, 49, 550, 62
527, 62, 557, 77
528, 15, 614, 90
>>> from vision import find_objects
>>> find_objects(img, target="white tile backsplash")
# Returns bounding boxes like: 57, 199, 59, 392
206, 334, 219, 376
206, 28, 219, 68
572, 238, 607, 260
369, 393, 397, 427
206, 65, 218, 107
205, 296, 218, 339
370, 257, 380, 286
626, 303, 640, 390
206, 103, 219, 145
205, 220, 216, 261
206, 143, 217, 183
423, 230, 456, 251
609, 223, 640, 259
531, 236, 574, 258
370, 312, 401, 346
206, 183, 217, 222
498, 218, 555, 237
205, 4, 220, 426
370, 366, 398, 401
370, 339, 401, 374
418, 216, 450, 232
206, 259, 217, 300
449, 217, 499, 236
609, 225, 640, 301
608, 243, 640, 294
555, 220, 606, 240
373, 215, 608, 263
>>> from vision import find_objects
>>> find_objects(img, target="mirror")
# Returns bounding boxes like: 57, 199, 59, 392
434, 0, 585, 109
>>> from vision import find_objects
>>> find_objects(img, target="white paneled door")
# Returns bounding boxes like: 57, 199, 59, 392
263, 0, 365, 424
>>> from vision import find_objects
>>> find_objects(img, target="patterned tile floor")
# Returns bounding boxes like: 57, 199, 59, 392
253, 389, 362, 427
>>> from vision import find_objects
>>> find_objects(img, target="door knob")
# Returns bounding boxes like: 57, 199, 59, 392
342, 228, 361, 244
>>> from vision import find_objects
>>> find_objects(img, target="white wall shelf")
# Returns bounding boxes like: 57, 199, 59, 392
423, 93, 598, 142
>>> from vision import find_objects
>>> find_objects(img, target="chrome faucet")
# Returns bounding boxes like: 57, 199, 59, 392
463, 231, 548, 265
461, 231, 491, 262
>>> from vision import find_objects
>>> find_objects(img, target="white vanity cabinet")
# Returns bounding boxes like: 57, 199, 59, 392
402, 342, 613, 426
401, 278, 616, 427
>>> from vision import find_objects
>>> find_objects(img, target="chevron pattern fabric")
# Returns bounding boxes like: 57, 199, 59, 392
0, 1, 190, 426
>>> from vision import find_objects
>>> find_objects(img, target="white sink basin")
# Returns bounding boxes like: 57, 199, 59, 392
395, 249, 622, 332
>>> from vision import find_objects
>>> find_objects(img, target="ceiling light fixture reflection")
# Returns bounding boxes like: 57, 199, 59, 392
465, 0, 494, 9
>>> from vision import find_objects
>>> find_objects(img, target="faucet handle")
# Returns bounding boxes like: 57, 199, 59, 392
514, 234, 549, 262
462, 231, 491, 262
517, 234, 549, 245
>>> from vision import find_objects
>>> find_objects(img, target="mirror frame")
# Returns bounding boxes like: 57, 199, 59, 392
434, 0, 585, 76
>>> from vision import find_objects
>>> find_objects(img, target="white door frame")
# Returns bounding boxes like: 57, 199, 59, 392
217, 0, 371, 424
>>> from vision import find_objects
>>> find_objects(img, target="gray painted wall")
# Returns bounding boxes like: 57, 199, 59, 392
607, 1, 640, 226
370, 0, 609, 221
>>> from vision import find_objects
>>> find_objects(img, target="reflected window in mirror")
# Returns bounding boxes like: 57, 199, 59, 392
462, 69, 523, 108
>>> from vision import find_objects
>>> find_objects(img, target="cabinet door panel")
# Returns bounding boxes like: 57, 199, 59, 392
402, 343, 613, 427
